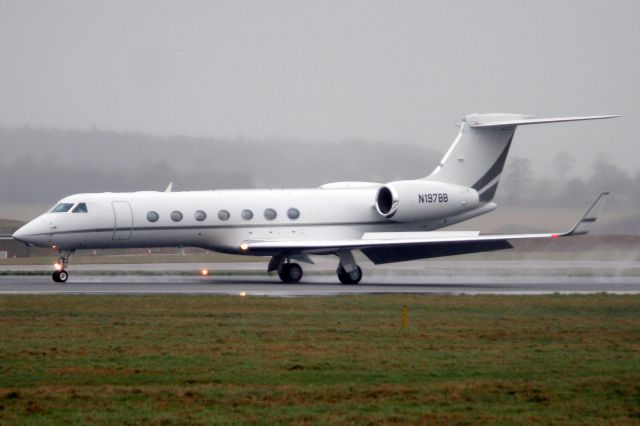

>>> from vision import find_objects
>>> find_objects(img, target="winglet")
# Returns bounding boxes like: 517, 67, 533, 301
563, 192, 609, 236
164, 182, 173, 192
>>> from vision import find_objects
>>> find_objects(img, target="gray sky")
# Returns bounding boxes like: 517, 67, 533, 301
1, 0, 639, 175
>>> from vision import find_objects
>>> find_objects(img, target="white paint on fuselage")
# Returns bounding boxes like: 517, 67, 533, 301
14, 186, 488, 254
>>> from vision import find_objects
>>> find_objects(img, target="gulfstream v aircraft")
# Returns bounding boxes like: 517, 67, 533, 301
11, 113, 615, 283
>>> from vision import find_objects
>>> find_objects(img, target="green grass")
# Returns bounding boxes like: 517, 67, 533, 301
1, 294, 639, 425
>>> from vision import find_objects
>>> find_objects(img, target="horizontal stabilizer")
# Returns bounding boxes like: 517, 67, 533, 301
0, 234, 14, 240
467, 114, 620, 128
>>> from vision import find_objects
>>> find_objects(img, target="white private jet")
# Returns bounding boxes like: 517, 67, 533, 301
9, 113, 615, 283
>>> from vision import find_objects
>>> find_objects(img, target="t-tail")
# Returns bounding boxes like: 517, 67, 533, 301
425, 113, 619, 201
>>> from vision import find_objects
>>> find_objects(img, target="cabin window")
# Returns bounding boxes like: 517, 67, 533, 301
146, 211, 159, 222
51, 203, 74, 213
194, 210, 207, 221
264, 208, 277, 220
72, 203, 88, 213
287, 208, 300, 220
241, 209, 253, 220
217, 210, 230, 221
170, 211, 183, 222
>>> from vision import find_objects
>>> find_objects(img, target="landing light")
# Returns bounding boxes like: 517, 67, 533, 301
200, 268, 209, 276
239, 242, 249, 252
54, 263, 62, 271
240, 291, 247, 297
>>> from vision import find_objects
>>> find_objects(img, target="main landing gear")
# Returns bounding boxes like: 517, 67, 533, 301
278, 262, 303, 283
268, 254, 306, 283
269, 251, 363, 284
52, 250, 73, 283
337, 264, 363, 285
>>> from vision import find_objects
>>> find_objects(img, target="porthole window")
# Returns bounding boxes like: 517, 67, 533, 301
147, 211, 159, 222
241, 209, 253, 220
287, 208, 300, 220
264, 208, 277, 220
194, 210, 207, 221
170, 210, 183, 222
218, 210, 230, 221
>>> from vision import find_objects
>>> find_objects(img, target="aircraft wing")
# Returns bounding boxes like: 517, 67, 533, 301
241, 193, 609, 263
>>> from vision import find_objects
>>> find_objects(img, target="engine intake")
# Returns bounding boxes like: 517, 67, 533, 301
375, 186, 398, 218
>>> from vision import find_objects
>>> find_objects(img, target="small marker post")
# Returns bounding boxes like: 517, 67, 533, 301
402, 305, 408, 329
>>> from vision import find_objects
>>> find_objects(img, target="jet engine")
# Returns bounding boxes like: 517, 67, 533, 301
375, 180, 479, 222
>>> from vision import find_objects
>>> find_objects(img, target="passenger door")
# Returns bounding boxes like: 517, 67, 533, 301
112, 201, 133, 240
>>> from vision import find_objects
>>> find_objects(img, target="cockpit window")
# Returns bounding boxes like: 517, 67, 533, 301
51, 203, 74, 213
72, 203, 88, 213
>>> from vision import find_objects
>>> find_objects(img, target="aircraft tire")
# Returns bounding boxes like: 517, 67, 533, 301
337, 265, 362, 285
278, 263, 303, 283
52, 271, 61, 282
58, 270, 69, 283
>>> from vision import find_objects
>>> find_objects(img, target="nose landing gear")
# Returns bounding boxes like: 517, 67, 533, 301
52, 250, 73, 283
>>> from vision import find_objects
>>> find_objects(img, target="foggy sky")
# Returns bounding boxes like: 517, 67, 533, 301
1, 0, 638, 177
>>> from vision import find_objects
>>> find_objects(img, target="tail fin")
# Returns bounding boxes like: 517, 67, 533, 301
426, 113, 618, 202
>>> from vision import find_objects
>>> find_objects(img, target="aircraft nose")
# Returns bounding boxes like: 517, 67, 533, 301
12, 220, 50, 246
11, 225, 28, 242
11, 223, 29, 243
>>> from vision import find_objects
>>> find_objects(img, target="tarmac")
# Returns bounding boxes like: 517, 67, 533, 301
1, 259, 639, 296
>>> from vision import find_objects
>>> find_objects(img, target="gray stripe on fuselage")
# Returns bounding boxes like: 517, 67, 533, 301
29, 220, 400, 237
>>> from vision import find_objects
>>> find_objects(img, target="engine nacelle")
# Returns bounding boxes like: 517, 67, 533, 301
375, 180, 479, 222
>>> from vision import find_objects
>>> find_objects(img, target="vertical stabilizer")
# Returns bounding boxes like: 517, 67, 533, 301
426, 113, 618, 202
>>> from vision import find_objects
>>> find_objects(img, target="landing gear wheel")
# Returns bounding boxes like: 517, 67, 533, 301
52, 250, 73, 283
52, 270, 68, 283
337, 265, 362, 285
278, 263, 303, 283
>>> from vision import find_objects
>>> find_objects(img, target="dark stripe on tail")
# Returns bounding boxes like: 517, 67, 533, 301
479, 182, 499, 201
471, 135, 514, 191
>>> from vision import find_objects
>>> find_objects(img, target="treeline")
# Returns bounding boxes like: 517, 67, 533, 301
498, 152, 639, 211
0, 127, 637, 234
0, 126, 440, 204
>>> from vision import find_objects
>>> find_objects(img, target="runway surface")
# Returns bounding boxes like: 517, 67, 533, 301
1, 261, 639, 296
1, 276, 639, 296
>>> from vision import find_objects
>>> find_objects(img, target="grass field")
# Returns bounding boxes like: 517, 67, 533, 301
1, 294, 639, 425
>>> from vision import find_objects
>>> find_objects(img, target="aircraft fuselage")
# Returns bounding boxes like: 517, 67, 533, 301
14, 184, 485, 254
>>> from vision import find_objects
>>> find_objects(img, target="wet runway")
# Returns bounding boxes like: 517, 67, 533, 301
1, 272, 639, 296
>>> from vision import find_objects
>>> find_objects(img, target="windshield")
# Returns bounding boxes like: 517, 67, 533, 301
72, 203, 88, 213
51, 203, 74, 213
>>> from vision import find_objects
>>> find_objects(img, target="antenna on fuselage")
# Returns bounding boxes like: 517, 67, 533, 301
164, 182, 173, 192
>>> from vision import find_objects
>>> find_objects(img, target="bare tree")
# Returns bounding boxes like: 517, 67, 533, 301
552, 151, 576, 181
501, 156, 533, 204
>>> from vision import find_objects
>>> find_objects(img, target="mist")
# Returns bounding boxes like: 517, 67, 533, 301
0, 1, 638, 232
0, 126, 637, 235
